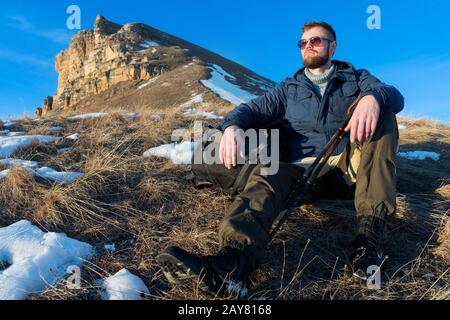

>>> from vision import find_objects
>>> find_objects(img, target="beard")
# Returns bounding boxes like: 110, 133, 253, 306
303, 51, 330, 69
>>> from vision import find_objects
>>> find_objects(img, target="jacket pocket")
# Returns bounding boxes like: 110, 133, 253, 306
286, 90, 316, 125
329, 82, 359, 120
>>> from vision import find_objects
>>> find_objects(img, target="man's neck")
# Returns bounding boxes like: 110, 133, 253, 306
307, 61, 333, 75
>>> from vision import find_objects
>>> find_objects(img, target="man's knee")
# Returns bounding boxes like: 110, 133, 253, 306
373, 110, 399, 141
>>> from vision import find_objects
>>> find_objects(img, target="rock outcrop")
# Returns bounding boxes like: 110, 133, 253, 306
43, 15, 275, 114
52, 15, 174, 110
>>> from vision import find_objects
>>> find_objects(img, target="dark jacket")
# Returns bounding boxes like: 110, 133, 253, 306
221, 60, 404, 162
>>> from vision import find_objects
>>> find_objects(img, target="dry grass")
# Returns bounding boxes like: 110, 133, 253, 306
1, 107, 449, 300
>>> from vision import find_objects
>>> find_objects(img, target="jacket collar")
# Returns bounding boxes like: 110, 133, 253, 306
289, 60, 357, 85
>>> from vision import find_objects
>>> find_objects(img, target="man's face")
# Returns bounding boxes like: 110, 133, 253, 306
301, 26, 337, 69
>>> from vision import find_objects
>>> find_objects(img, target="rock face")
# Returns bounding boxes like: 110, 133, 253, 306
43, 96, 53, 115
53, 16, 172, 110
45, 15, 275, 113
35, 107, 43, 118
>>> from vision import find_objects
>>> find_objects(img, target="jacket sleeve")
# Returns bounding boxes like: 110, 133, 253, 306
357, 69, 405, 114
220, 81, 288, 131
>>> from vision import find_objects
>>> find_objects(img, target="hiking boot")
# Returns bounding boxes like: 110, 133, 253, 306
157, 246, 253, 298
350, 234, 384, 281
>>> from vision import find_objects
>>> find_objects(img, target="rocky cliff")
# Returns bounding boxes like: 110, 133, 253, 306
40, 15, 275, 116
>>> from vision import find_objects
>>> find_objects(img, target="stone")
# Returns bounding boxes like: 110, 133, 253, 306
35, 108, 43, 118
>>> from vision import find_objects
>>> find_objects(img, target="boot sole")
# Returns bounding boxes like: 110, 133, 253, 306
157, 252, 219, 297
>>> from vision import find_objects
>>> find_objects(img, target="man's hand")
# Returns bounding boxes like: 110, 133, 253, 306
345, 95, 381, 144
219, 125, 245, 170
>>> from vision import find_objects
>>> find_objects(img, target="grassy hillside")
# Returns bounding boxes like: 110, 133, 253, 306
0, 108, 448, 300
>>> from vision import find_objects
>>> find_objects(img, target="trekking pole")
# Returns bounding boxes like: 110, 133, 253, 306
269, 96, 362, 241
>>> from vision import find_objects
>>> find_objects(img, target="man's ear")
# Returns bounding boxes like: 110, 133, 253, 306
330, 41, 337, 57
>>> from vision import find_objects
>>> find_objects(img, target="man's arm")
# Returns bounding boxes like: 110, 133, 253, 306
221, 81, 288, 131
357, 69, 405, 114
345, 69, 405, 144
219, 81, 288, 169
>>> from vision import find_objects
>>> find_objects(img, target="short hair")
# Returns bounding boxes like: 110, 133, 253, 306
302, 21, 337, 41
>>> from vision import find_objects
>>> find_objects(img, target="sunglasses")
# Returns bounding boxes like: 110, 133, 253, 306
298, 36, 334, 50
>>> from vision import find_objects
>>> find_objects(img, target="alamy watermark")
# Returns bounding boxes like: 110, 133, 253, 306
367, 4, 382, 30
66, 5, 81, 30
366, 265, 381, 290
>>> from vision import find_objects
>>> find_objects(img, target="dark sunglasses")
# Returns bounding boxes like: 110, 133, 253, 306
298, 36, 334, 50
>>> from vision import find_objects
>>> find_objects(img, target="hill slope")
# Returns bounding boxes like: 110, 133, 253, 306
0, 16, 448, 300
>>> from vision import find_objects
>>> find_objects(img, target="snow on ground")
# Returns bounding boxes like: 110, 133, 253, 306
0, 135, 57, 158
143, 141, 198, 165
0, 164, 83, 185
244, 74, 273, 92
0, 170, 10, 179
67, 113, 108, 121
150, 114, 162, 121
140, 41, 160, 48
183, 108, 222, 120
57, 148, 71, 154
0, 119, 16, 127
398, 151, 441, 161
101, 269, 150, 300
200, 64, 257, 105
181, 94, 204, 108
0, 130, 10, 135
0, 158, 39, 169
47, 126, 64, 133
183, 62, 195, 68
122, 112, 139, 121
0, 220, 94, 300
138, 77, 159, 89
66, 133, 80, 140
7, 132, 26, 137
34, 167, 84, 185
398, 123, 407, 130
104, 244, 116, 253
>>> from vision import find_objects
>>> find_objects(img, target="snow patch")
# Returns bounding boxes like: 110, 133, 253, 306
140, 41, 160, 48
151, 114, 162, 121
66, 133, 80, 141
101, 269, 150, 300
183, 108, 222, 120
0, 165, 83, 185
104, 244, 116, 253
244, 74, 273, 91
200, 64, 257, 105
0, 169, 10, 179
138, 77, 159, 89
34, 167, 84, 185
47, 126, 64, 133
398, 151, 440, 161
143, 141, 198, 165
1, 119, 16, 128
57, 148, 71, 154
0, 135, 57, 158
181, 94, 204, 108
224, 279, 249, 299
7, 132, 26, 137
0, 220, 94, 300
0, 158, 39, 169
68, 113, 107, 121
398, 123, 407, 130
122, 112, 139, 121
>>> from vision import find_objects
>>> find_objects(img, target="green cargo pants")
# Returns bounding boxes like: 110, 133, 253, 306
191, 111, 399, 268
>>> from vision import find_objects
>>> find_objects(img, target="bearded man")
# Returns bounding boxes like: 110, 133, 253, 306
157, 21, 404, 297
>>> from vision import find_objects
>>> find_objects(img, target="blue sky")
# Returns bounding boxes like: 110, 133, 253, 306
0, 0, 449, 123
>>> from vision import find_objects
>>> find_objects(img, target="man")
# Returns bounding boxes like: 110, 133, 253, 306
157, 21, 404, 297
